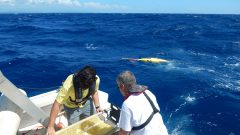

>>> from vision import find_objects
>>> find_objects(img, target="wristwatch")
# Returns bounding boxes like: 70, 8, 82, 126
95, 105, 100, 109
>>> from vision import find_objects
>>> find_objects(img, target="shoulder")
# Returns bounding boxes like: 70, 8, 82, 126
124, 90, 157, 107
66, 74, 74, 82
145, 90, 156, 99
122, 96, 139, 110
62, 74, 74, 89
144, 90, 160, 110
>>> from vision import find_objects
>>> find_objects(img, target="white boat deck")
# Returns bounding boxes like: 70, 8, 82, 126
0, 71, 116, 135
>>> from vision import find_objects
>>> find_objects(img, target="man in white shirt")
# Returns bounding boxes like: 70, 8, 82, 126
116, 70, 168, 135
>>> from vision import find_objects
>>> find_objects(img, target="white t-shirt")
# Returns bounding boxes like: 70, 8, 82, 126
118, 90, 168, 135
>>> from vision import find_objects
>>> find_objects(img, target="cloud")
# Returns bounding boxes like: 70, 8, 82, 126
0, 0, 127, 12
25, 0, 81, 5
83, 2, 126, 10
0, 0, 15, 5
59, 0, 81, 6
22, 0, 125, 10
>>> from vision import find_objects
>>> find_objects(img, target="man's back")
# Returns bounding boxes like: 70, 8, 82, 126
119, 90, 168, 135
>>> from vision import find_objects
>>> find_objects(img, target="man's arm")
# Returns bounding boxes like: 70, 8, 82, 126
46, 100, 61, 135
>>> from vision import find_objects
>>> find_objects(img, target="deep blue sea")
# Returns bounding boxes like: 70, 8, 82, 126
0, 13, 240, 135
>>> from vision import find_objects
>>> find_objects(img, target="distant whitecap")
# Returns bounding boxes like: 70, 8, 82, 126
85, 43, 98, 50
185, 95, 196, 102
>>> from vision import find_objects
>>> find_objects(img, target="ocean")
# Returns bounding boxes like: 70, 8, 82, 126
0, 13, 239, 135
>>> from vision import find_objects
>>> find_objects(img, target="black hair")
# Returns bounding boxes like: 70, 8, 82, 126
74, 66, 97, 89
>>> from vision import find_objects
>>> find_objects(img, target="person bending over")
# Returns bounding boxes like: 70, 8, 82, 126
46, 66, 103, 135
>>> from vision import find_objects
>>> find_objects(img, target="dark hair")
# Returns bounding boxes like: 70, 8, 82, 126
74, 66, 97, 89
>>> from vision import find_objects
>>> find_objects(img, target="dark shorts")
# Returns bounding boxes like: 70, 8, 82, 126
64, 99, 95, 125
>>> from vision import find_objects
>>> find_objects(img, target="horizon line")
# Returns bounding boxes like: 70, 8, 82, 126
0, 12, 239, 15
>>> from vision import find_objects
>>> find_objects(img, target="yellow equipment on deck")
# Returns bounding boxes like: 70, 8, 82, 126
56, 113, 118, 135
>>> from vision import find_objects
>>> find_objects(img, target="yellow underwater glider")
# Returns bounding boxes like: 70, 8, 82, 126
122, 57, 168, 63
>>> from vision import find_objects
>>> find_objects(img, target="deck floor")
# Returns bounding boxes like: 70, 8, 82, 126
19, 104, 53, 129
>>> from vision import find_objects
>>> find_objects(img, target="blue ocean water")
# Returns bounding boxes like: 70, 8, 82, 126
0, 13, 240, 135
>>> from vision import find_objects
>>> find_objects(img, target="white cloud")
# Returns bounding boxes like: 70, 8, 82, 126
57, 0, 81, 6
25, 0, 81, 5
0, 0, 127, 11
25, 0, 51, 4
0, 0, 15, 5
25, 0, 125, 9
83, 2, 126, 10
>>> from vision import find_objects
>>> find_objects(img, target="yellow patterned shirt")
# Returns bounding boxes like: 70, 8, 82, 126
56, 74, 100, 108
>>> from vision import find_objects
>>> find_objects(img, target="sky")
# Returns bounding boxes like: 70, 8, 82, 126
0, 0, 239, 14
